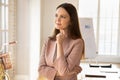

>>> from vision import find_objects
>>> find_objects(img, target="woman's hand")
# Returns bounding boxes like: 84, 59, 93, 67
56, 31, 66, 59
56, 32, 65, 45
73, 66, 82, 74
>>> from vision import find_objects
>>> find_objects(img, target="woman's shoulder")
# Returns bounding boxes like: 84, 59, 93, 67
72, 38, 84, 44
43, 37, 55, 44
70, 38, 84, 47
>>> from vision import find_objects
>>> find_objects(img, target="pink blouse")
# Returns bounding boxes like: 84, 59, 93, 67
38, 38, 84, 80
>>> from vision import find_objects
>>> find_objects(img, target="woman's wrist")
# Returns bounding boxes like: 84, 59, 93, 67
56, 43, 64, 58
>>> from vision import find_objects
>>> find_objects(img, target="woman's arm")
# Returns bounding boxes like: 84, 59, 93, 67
38, 39, 57, 80
53, 39, 84, 76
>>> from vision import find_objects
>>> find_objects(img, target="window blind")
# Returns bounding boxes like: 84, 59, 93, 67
8, 0, 17, 79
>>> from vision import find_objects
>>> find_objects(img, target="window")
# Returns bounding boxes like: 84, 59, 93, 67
79, 0, 120, 58
0, 0, 16, 79
0, 0, 9, 52
98, 0, 119, 55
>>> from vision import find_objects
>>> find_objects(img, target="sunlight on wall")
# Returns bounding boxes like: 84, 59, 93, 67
29, 0, 40, 80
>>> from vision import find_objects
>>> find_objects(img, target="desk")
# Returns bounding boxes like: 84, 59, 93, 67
78, 62, 120, 80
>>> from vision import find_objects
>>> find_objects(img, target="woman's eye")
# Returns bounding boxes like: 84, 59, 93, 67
61, 16, 66, 18
55, 14, 66, 19
55, 14, 58, 17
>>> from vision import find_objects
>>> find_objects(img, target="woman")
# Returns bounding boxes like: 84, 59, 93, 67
38, 3, 84, 80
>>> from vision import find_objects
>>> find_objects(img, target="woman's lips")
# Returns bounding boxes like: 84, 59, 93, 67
56, 23, 61, 25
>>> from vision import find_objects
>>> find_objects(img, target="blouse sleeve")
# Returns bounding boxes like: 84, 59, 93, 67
38, 38, 57, 80
53, 39, 84, 76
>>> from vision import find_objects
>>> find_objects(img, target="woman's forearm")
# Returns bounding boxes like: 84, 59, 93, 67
56, 43, 64, 59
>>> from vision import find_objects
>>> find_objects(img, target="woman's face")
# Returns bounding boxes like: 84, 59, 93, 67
55, 7, 71, 30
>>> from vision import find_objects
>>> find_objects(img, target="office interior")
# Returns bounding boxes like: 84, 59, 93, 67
0, 0, 120, 80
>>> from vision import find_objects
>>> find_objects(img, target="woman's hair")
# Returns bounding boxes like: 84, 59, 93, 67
50, 3, 82, 40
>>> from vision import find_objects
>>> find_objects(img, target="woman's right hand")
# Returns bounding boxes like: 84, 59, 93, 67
56, 32, 65, 45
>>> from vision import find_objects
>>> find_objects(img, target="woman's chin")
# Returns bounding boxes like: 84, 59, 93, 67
55, 26, 62, 30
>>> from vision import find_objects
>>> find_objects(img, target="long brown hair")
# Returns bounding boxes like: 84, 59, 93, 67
50, 3, 82, 40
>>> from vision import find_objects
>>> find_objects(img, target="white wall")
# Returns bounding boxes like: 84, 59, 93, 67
17, 0, 30, 75
16, 0, 40, 80
29, 0, 40, 80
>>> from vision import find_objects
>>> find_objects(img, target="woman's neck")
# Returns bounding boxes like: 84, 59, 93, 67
60, 29, 68, 37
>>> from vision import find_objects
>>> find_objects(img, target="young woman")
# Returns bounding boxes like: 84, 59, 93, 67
38, 3, 84, 80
